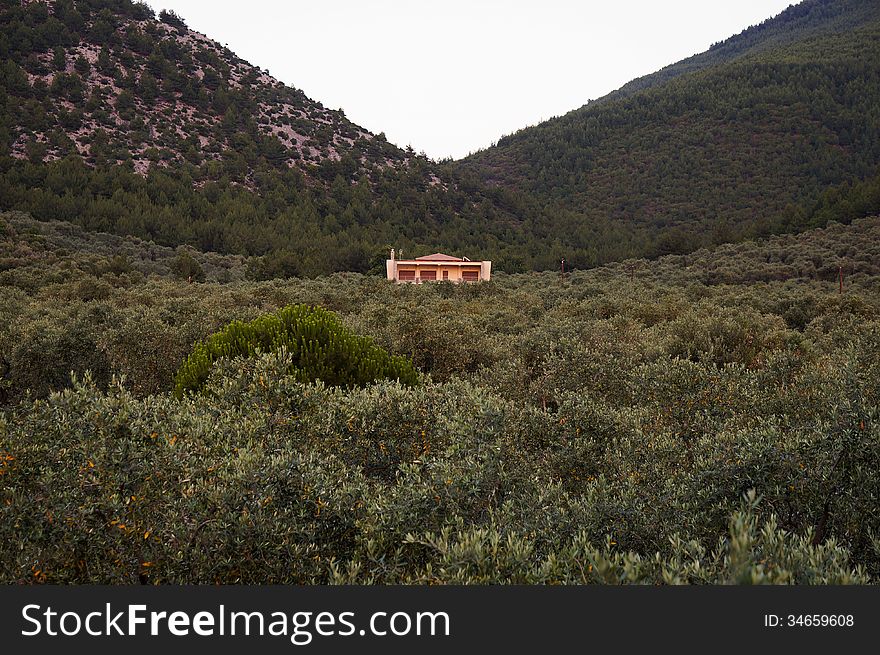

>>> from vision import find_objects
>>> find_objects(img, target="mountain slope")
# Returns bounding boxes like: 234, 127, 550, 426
3, 0, 407, 181
0, 0, 535, 274
597, 0, 880, 105
459, 0, 880, 263
3, 0, 880, 275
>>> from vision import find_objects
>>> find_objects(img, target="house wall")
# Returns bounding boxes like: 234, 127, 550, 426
386, 261, 491, 283
440, 266, 463, 281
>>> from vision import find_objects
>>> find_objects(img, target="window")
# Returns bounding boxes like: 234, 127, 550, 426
420, 270, 437, 281
398, 270, 415, 281
442, 270, 449, 280
462, 270, 479, 281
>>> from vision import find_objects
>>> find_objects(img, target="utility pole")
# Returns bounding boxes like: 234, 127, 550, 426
561, 258, 566, 281
839, 265, 843, 294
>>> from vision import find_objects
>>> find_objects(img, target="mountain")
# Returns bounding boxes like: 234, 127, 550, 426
3, 2, 406, 177
458, 0, 880, 264
597, 0, 880, 105
3, 0, 880, 275
0, 0, 534, 275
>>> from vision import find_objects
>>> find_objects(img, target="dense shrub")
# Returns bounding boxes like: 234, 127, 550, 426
170, 249, 205, 282
172, 304, 419, 397
3, 214, 880, 584
1, 361, 875, 584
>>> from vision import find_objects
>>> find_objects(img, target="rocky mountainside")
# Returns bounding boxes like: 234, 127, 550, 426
4, 0, 411, 181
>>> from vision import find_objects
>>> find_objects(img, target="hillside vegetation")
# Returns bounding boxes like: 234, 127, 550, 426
598, 0, 880, 104
461, 0, 880, 264
2, 212, 879, 583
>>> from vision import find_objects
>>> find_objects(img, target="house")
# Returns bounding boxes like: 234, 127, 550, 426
386, 250, 491, 283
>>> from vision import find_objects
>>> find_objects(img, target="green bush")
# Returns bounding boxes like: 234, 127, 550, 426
172, 304, 419, 397
170, 250, 205, 282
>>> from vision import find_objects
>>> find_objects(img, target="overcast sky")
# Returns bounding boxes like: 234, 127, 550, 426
146, 0, 796, 160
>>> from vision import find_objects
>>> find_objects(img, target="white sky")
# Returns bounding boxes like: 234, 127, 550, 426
146, 0, 796, 160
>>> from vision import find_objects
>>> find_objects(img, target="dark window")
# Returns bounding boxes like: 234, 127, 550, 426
462, 270, 479, 281
421, 270, 437, 281
398, 270, 415, 281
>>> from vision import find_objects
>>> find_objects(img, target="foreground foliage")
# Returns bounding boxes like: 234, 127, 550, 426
1, 215, 880, 583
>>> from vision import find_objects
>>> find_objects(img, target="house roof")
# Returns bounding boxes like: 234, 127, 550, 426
395, 260, 482, 266
415, 253, 465, 261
